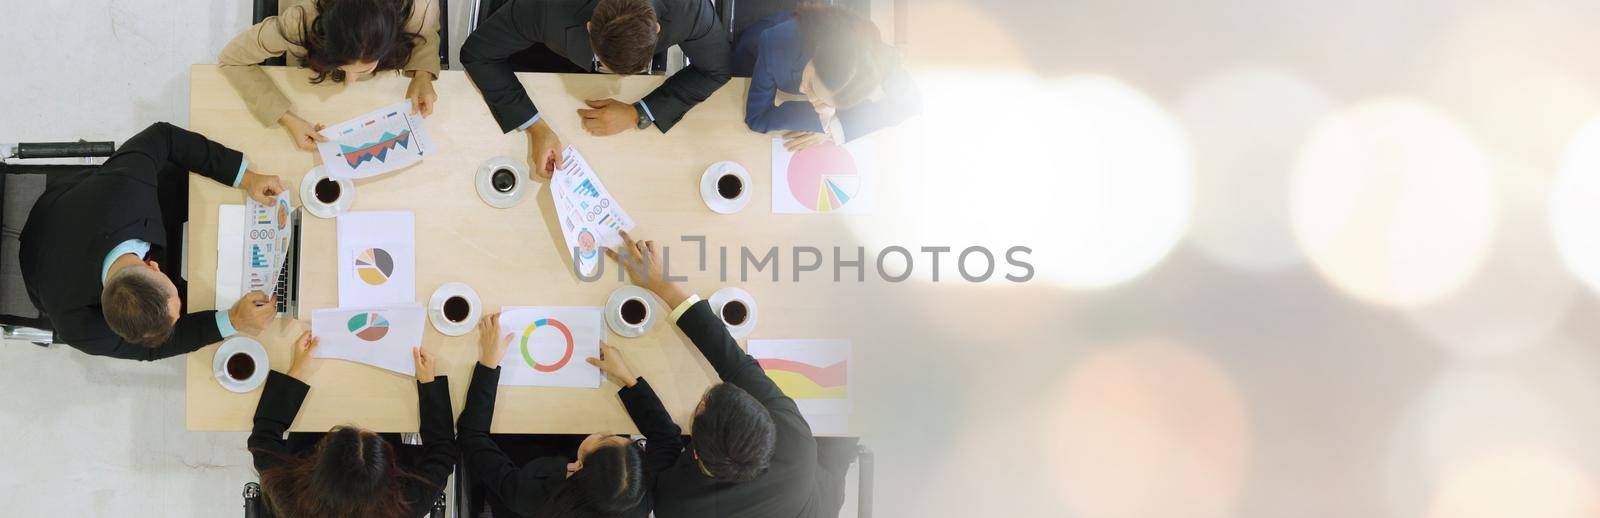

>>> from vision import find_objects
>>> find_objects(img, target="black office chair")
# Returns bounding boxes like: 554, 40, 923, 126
243, 481, 449, 516
0, 140, 114, 347
251, 0, 451, 70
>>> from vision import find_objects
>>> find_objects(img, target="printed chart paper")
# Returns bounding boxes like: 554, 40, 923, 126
496, 306, 603, 388
550, 146, 635, 276
750, 339, 851, 434
771, 139, 875, 214
243, 191, 295, 296
337, 211, 416, 308
316, 100, 436, 179
311, 305, 425, 376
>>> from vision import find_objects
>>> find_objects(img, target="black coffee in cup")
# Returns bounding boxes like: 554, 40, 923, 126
443, 296, 470, 323
315, 178, 342, 204
721, 300, 748, 326
620, 298, 647, 326
491, 168, 517, 193
717, 174, 743, 200
226, 352, 256, 381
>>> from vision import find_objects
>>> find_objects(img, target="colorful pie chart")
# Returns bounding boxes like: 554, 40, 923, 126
787, 142, 859, 212
356, 248, 395, 285
520, 318, 574, 372
347, 312, 391, 341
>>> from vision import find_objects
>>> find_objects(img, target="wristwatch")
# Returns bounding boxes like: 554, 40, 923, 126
633, 101, 653, 130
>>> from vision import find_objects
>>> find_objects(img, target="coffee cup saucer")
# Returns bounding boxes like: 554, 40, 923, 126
213, 336, 269, 394
477, 156, 528, 209
300, 165, 355, 219
710, 287, 757, 339
700, 161, 751, 215
605, 285, 658, 338
429, 282, 483, 336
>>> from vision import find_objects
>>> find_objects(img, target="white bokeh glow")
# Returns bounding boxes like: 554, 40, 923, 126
1549, 117, 1600, 296
1426, 450, 1600, 518
1178, 68, 1334, 271
853, 70, 1193, 289
1290, 99, 1497, 308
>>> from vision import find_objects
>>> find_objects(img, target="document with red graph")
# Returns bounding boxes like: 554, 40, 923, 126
750, 339, 852, 435
316, 100, 436, 179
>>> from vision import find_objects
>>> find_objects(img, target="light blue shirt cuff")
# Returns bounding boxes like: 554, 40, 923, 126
515, 114, 542, 132
233, 159, 248, 187
637, 100, 656, 122
215, 311, 238, 337
101, 239, 153, 285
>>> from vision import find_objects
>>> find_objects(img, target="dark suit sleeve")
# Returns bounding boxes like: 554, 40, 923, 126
405, 376, 458, 513
248, 371, 310, 473
57, 306, 223, 361
837, 62, 922, 142
743, 35, 824, 135
461, 0, 550, 133
675, 300, 797, 416
106, 122, 245, 187
641, 0, 732, 132
618, 378, 684, 478
457, 363, 535, 507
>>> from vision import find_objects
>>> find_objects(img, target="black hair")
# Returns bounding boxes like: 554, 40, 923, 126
537, 441, 646, 517
796, 4, 887, 108
691, 383, 776, 482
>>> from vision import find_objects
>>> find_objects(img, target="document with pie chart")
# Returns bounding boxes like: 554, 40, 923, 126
311, 304, 426, 376
496, 306, 603, 388
750, 339, 851, 435
771, 139, 875, 214
336, 211, 416, 308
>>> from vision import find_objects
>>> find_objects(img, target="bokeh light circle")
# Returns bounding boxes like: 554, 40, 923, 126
1290, 99, 1497, 308
1050, 341, 1250, 518
1549, 116, 1600, 296
1178, 67, 1334, 271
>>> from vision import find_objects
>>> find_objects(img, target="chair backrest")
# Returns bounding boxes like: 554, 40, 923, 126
0, 162, 59, 331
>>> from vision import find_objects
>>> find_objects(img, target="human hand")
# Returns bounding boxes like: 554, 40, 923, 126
279, 113, 328, 151
586, 343, 637, 387
413, 347, 438, 383
526, 119, 564, 179
287, 331, 320, 381
606, 230, 688, 307
782, 131, 829, 152
478, 312, 513, 368
239, 171, 285, 205
577, 99, 637, 136
407, 73, 437, 117
228, 291, 276, 335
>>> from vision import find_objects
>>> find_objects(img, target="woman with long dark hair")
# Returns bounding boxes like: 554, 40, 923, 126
457, 313, 683, 517
249, 331, 457, 517
219, 0, 441, 150
734, 3, 921, 151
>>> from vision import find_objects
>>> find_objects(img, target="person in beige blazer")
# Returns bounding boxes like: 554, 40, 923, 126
219, 0, 441, 151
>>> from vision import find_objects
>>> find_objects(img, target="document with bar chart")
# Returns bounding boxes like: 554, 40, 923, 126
240, 191, 294, 296
316, 100, 436, 179
550, 146, 634, 277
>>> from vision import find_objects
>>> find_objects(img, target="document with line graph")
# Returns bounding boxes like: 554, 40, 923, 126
316, 100, 436, 179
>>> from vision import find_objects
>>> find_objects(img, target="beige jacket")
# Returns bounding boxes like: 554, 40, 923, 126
219, 0, 441, 126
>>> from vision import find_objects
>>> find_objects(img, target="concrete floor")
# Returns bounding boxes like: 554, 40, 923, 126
0, 1, 863, 515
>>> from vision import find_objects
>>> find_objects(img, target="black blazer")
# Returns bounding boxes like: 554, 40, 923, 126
248, 371, 458, 517
457, 363, 684, 517
18, 122, 241, 360
652, 300, 847, 517
461, 0, 732, 133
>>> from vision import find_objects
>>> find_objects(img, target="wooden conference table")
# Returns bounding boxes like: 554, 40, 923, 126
185, 65, 881, 434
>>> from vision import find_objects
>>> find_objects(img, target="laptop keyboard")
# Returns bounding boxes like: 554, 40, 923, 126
273, 261, 290, 313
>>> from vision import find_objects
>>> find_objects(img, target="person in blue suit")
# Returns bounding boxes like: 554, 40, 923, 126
733, 4, 920, 151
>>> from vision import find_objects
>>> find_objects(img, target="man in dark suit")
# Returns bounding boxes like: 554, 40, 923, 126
609, 231, 849, 518
461, 0, 732, 177
20, 122, 282, 361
